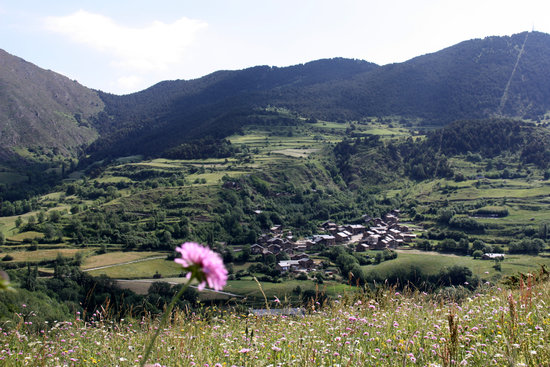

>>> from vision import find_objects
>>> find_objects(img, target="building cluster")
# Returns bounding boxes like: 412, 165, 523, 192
250, 226, 319, 273
355, 211, 417, 252
250, 210, 418, 275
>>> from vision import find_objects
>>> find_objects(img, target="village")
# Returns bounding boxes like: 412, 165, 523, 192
250, 210, 418, 274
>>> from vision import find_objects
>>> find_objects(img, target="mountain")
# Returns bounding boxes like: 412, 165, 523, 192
1, 31, 550, 163
329, 31, 550, 122
88, 31, 550, 159
87, 58, 379, 158
0, 49, 104, 160
256, 31, 550, 122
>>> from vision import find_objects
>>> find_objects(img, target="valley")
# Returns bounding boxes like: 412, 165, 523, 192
1, 111, 549, 312
2, 0, 550, 360
0, 33, 550, 355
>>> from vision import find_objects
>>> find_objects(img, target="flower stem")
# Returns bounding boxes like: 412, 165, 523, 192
140, 279, 192, 367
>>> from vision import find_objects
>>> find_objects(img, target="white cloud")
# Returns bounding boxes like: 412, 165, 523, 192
44, 10, 207, 73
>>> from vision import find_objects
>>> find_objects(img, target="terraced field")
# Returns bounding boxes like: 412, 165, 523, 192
2, 118, 549, 304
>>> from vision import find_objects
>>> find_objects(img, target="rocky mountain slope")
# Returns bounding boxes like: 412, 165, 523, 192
0, 49, 104, 160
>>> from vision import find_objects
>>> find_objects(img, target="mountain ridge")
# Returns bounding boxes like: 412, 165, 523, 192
1, 31, 550, 164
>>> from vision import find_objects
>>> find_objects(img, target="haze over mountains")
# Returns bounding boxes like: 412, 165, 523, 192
1, 31, 550, 162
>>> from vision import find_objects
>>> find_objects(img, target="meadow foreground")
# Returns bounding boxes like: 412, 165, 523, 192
1, 279, 549, 366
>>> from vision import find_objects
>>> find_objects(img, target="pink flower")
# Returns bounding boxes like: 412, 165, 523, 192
174, 242, 228, 291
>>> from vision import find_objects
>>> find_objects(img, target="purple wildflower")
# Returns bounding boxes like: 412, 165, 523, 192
174, 242, 228, 291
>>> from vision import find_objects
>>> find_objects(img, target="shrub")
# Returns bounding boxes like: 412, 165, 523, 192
472, 250, 484, 259
473, 206, 509, 217
416, 239, 432, 251
508, 238, 544, 254
449, 215, 485, 232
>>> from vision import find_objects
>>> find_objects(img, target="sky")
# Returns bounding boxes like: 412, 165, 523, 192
1, 0, 548, 95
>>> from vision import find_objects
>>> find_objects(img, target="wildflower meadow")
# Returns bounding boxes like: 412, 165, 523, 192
0, 280, 549, 366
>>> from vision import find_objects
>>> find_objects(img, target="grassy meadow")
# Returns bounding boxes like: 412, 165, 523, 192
1, 277, 549, 366
364, 250, 550, 280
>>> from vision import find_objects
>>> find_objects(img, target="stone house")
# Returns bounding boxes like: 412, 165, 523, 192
313, 234, 336, 246
251, 244, 265, 254
356, 243, 369, 252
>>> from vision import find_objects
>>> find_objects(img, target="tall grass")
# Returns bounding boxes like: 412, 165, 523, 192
1, 281, 549, 366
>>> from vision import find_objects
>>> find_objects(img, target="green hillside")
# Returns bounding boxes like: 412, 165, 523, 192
88, 32, 550, 160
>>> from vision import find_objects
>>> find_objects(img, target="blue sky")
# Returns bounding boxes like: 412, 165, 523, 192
1, 0, 548, 94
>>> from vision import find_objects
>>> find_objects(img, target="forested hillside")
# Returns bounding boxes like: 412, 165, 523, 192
320, 31, 550, 122
2, 32, 550, 166
88, 31, 550, 160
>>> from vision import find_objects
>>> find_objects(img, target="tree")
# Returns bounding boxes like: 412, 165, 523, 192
538, 222, 549, 240
348, 264, 365, 284
457, 238, 469, 254
472, 239, 485, 252
411, 164, 427, 180
15, 216, 22, 228
48, 210, 61, 223
239, 245, 251, 262
276, 252, 289, 261
264, 253, 277, 265
438, 238, 457, 252
434, 265, 476, 288
162, 230, 173, 245
22, 264, 38, 291
223, 248, 235, 263
37, 211, 45, 223
43, 223, 60, 242
437, 209, 455, 224
26, 215, 36, 230
472, 250, 484, 259
416, 239, 432, 251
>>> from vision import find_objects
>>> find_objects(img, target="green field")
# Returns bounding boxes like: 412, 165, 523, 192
81, 251, 168, 269
6, 248, 87, 262
364, 250, 550, 281
2, 118, 549, 306
87, 257, 184, 278
7, 231, 44, 242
